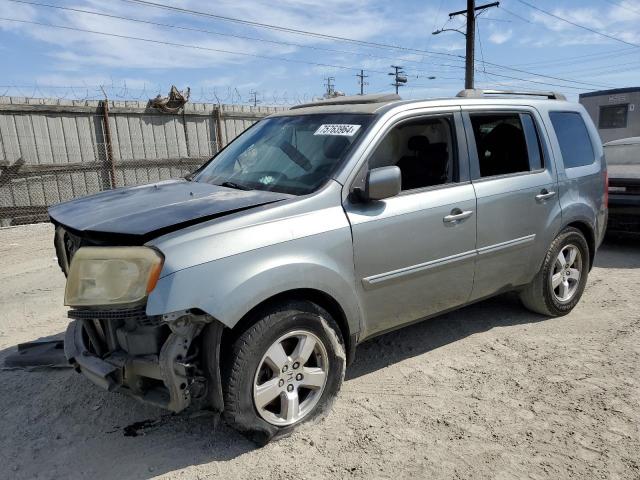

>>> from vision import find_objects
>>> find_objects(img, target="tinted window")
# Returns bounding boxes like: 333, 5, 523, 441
369, 116, 457, 191
599, 104, 628, 129
521, 114, 544, 170
549, 112, 596, 169
470, 113, 540, 177
194, 114, 372, 195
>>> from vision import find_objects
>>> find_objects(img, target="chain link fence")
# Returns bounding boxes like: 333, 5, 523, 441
0, 97, 282, 226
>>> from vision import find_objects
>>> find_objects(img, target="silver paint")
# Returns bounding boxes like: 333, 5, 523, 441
143, 95, 606, 344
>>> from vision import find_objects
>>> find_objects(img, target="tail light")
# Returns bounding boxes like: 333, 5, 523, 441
604, 170, 609, 209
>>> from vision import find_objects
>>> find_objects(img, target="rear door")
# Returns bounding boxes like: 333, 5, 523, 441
462, 107, 562, 301
344, 109, 477, 339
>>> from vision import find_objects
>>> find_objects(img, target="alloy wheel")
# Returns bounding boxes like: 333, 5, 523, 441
253, 330, 329, 426
550, 244, 582, 302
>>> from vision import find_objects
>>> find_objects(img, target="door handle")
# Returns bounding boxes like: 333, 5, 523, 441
443, 209, 473, 223
535, 189, 557, 201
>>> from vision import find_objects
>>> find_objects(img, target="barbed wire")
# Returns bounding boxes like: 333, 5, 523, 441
0, 83, 327, 105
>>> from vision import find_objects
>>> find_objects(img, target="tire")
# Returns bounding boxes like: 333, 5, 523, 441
222, 300, 346, 444
520, 227, 590, 317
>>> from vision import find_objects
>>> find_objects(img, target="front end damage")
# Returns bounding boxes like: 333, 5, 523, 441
47, 180, 292, 414
64, 307, 224, 413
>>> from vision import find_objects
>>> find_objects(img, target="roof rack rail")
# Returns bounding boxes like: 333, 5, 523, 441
290, 93, 401, 110
456, 89, 567, 101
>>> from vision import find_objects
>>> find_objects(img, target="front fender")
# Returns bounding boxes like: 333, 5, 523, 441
146, 228, 362, 335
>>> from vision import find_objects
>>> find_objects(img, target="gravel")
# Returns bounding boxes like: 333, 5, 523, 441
0, 223, 638, 480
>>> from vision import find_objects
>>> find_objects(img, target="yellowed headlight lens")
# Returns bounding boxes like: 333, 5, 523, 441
64, 247, 164, 307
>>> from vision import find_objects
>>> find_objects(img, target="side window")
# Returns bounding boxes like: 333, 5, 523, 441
470, 113, 542, 178
369, 116, 457, 191
549, 112, 596, 169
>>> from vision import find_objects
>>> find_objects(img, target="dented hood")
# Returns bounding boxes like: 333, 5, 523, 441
48, 179, 290, 239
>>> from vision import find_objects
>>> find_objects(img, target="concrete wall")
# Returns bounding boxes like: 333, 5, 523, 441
579, 88, 640, 144
0, 96, 284, 225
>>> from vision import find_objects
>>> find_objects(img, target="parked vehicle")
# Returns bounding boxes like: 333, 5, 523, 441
603, 137, 640, 234
49, 89, 607, 443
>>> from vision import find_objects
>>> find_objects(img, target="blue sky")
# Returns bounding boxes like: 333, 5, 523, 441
0, 0, 639, 104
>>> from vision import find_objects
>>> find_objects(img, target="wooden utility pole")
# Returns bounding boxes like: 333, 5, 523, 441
356, 70, 368, 95
464, 0, 476, 90
447, 1, 499, 90
389, 66, 407, 94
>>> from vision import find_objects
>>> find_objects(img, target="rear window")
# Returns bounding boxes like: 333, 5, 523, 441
549, 112, 595, 169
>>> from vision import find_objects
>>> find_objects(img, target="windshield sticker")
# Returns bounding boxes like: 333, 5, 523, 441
313, 124, 361, 136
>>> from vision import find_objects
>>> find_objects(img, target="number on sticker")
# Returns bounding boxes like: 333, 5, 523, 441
313, 124, 361, 136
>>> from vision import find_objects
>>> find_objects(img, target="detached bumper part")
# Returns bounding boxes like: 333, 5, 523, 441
64, 309, 224, 413
65, 320, 119, 391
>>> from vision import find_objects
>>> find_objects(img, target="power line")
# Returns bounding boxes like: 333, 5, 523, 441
600, 0, 640, 16
0, 16, 395, 75
537, 59, 640, 76
119, 0, 466, 61
5, 0, 469, 73
510, 46, 638, 68
499, 6, 531, 23
515, 0, 640, 48
484, 59, 615, 89
432, 1, 615, 90
479, 70, 596, 90
108, 0, 620, 89
0, 4, 620, 92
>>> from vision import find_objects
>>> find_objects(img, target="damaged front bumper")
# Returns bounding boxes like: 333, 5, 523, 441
64, 307, 224, 413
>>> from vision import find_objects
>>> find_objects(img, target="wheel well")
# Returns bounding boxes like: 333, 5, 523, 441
567, 221, 596, 269
223, 289, 353, 363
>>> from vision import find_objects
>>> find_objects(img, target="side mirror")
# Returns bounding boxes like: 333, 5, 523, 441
358, 166, 401, 201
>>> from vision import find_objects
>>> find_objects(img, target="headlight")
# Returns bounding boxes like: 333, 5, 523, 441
65, 247, 164, 307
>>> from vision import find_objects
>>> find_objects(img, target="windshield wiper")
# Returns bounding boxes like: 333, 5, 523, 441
218, 181, 253, 191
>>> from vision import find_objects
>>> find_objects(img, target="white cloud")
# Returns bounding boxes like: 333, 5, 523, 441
489, 28, 513, 45
528, 5, 640, 46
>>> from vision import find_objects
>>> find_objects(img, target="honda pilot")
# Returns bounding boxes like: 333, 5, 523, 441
49, 89, 607, 443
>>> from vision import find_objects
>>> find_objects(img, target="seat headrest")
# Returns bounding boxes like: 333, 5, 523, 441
408, 135, 430, 152
485, 123, 524, 146
323, 136, 350, 159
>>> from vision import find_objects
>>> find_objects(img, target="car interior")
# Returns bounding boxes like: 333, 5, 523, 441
369, 117, 456, 191
470, 114, 531, 177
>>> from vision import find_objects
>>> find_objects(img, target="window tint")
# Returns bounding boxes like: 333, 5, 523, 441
599, 104, 628, 129
549, 112, 596, 169
369, 116, 457, 191
470, 113, 540, 177
521, 114, 543, 170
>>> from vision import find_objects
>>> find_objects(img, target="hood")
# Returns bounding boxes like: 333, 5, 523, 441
48, 179, 291, 241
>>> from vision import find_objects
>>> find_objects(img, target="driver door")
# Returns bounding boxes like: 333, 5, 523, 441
344, 110, 477, 338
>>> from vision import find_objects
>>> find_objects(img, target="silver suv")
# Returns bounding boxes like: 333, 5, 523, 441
50, 89, 607, 443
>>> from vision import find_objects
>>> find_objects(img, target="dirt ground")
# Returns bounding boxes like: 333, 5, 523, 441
0, 223, 638, 480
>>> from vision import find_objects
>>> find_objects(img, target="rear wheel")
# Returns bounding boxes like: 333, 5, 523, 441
520, 227, 590, 316
222, 300, 345, 444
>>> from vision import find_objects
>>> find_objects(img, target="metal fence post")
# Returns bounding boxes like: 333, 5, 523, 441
213, 106, 224, 153
100, 98, 117, 189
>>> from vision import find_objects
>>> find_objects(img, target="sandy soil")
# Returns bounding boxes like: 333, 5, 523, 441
0, 223, 638, 480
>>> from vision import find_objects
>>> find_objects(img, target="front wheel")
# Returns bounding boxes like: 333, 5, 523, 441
520, 227, 590, 316
222, 300, 345, 444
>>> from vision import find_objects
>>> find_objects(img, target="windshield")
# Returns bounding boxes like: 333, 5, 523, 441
193, 113, 373, 195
